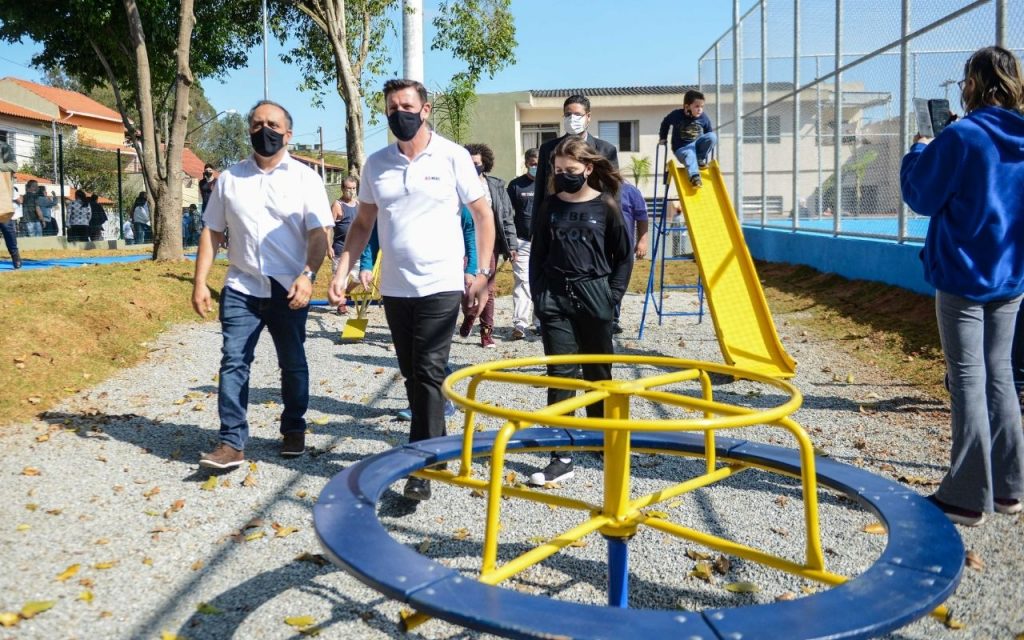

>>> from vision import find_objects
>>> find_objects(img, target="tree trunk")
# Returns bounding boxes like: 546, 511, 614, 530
121, 0, 195, 261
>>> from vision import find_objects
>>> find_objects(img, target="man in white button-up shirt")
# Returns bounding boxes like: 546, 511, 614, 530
192, 100, 333, 470
328, 79, 496, 502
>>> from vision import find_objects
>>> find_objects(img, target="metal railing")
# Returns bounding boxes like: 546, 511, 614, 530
698, 0, 1023, 243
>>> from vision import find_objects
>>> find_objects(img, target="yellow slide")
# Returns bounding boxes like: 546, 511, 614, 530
667, 158, 796, 378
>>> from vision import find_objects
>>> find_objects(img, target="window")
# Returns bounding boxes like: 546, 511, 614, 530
521, 124, 559, 153
598, 120, 639, 152
0, 130, 11, 159
743, 115, 781, 143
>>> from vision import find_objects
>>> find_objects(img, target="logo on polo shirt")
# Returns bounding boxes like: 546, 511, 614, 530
424, 176, 441, 182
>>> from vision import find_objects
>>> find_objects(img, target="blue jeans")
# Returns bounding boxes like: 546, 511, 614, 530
935, 291, 1024, 512
134, 222, 151, 243
674, 132, 718, 178
1, 219, 20, 266
217, 281, 310, 450
25, 220, 42, 237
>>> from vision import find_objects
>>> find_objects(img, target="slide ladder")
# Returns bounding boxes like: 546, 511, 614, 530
665, 157, 796, 378
639, 142, 705, 339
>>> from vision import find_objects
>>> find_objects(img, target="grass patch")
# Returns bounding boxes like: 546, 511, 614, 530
0, 249, 945, 427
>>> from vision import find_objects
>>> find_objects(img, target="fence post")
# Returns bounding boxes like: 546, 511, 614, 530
816, 56, 823, 220
833, 0, 843, 235
57, 132, 66, 238
761, 0, 768, 228
792, 0, 800, 230
996, 0, 1006, 47
898, 0, 910, 242
715, 41, 722, 145
734, 0, 744, 220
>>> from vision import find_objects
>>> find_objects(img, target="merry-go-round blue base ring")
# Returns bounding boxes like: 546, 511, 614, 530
313, 429, 964, 640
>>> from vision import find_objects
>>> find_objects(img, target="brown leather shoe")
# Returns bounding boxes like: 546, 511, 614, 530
199, 443, 244, 469
281, 432, 306, 457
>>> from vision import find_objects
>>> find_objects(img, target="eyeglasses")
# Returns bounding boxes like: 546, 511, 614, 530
957, 79, 966, 90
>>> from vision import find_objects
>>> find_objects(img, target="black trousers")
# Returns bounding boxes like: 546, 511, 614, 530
535, 280, 616, 418
383, 291, 462, 443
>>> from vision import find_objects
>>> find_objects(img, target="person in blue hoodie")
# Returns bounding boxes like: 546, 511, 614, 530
900, 46, 1024, 527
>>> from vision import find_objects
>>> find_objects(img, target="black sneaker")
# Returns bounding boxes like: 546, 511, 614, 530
612, 321, 624, 335
281, 432, 306, 457
403, 477, 432, 501
528, 458, 574, 486
927, 494, 984, 527
690, 174, 703, 188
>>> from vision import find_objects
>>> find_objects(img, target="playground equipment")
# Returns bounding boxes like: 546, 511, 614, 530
314, 355, 963, 639
640, 142, 706, 337
656, 153, 796, 378
340, 252, 381, 341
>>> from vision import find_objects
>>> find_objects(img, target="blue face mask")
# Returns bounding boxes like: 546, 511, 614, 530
527, 166, 537, 177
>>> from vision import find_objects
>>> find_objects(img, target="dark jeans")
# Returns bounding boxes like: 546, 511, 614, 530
535, 279, 616, 417
1013, 305, 1024, 393
217, 281, 310, 450
383, 291, 462, 443
134, 222, 151, 243
1, 219, 20, 266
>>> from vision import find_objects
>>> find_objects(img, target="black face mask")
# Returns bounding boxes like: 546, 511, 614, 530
554, 172, 587, 194
251, 126, 285, 158
388, 110, 423, 142
474, 164, 485, 175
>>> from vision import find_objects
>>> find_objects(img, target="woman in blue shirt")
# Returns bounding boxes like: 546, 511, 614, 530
900, 46, 1024, 526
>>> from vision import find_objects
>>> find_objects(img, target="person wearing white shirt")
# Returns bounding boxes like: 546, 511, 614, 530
192, 100, 333, 469
328, 78, 496, 501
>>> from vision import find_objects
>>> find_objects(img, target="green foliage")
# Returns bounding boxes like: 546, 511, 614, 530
276, 0, 398, 110
431, 73, 477, 144
24, 132, 119, 197
192, 112, 249, 169
629, 155, 652, 189
431, 0, 516, 82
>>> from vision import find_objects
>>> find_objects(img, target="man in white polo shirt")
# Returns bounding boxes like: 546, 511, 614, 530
192, 100, 334, 469
328, 78, 495, 501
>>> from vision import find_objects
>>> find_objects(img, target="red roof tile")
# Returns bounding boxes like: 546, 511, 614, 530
181, 147, 208, 179
0, 99, 54, 124
5, 77, 123, 122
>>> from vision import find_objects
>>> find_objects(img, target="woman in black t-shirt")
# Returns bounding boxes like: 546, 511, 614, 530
526, 136, 632, 486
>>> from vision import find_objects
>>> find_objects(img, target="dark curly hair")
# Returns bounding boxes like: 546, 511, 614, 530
464, 143, 495, 173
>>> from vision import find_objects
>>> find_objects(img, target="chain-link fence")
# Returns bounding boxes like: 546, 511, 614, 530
4, 129, 207, 246
699, 0, 1024, 242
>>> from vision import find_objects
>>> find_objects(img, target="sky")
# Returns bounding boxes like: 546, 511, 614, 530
0, 1, 737, 155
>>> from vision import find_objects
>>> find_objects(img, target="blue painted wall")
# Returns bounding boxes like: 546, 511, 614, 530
742, 227, 935, 297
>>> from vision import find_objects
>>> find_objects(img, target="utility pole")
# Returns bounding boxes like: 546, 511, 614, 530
262, 0, 270, 99
403, 0, 424, 82
318, 126, 326, 180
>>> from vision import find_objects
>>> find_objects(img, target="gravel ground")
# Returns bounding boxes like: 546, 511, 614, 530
1, 291, 1022, 640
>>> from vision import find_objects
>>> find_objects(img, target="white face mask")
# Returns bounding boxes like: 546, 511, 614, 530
563, 113, 587, 135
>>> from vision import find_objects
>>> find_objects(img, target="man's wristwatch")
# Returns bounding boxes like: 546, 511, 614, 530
477, 268, 493, 278
300, 269, 317, 282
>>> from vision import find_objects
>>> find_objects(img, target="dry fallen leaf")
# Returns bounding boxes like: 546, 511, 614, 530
685, 549, 712, 561
285, 615, 317, 627
56, 564, 81, 582
713, 555, 731, 575
775, 591, 798, 602
15, 524, 30, 532
19, 600, 56, 619
965, 550, 984, 572
294, 552, 329, 566
242, 517, 264, 530
78, 578, 94, 588
35, 434, 50, 443
161, 632, 186, 640
200, 477, 218, 491
272, 523, 300, 538
21, 467, 41, 477
77, 590, 94, 603
861, 522, 886, 535
197, 602, 222, 615
774, 495, 789, 507
311, 417, 329, 425
191, 560, 205, 571
296, 490, 308, 499
141, 557, 154, 566
645, 510, 669, 520
942, 611, 966, 630
453, 528, 470, 540
242, 473, 257, 488
25, 503, 38, 512
724, 581, 761, 593
143, 486, 161, 500
689, 560, 713, 582
94, 561, 117, 570
245, 530, 265, 542
0, 612, 18, 627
